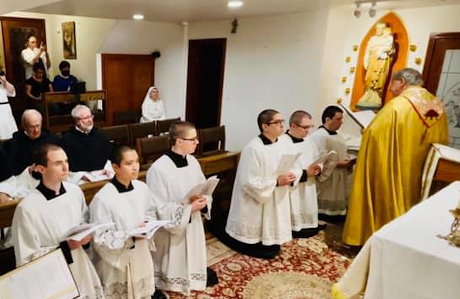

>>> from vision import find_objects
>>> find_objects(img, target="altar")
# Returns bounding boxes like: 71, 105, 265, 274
333, 181, 460, 299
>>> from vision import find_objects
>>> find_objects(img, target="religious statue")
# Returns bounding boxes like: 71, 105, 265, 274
356, 23, 395, 110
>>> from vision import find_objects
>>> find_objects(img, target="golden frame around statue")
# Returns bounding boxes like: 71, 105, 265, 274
351, 12, 409, 111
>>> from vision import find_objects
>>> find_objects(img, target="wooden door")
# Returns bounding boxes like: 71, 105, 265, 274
1, 17, 46, 124
101, 54, 155, 126
422, 33, 460, 148
186, 38, 226, 129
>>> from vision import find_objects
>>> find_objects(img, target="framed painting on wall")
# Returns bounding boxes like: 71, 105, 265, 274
62, 21, 76, 59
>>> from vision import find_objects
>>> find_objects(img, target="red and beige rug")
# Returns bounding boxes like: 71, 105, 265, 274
168, 231, 352, 299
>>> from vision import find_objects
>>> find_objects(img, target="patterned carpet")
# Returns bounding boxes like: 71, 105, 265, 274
167, 230, 352, 299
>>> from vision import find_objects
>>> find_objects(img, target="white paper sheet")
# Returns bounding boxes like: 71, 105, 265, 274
339, 102, 376, 129
128, 220, 173, 239
0, 249, 79, 299
311, 150, 338, 165
275, 153, 301, 175
182, 176, 220, 204
66, 222, 115, 242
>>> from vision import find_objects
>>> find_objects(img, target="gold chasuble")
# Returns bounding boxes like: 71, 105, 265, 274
343, 86, 448, 246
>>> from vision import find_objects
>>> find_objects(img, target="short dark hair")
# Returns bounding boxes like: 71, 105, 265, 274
32, 63, 45, 72
59, 60, 71, 70
289, 110, 312, 126
33, 143, 63, 167
169, 121, 196, 147
257, 109, 279, 133
111, 144, 135, 166
321, 106, 343, 124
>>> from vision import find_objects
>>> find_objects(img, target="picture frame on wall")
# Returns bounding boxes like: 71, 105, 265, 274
62, 21, 76, 59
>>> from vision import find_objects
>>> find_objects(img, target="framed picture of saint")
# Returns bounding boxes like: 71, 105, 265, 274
62, 21, 76, 59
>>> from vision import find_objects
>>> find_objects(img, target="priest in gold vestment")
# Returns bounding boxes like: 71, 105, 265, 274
343, 68, 448, 246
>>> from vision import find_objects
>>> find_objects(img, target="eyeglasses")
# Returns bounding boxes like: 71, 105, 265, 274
78, 115, 94, 121
268, 119, 285, 126
295, 123, 314, 130
180, 136, 198, 142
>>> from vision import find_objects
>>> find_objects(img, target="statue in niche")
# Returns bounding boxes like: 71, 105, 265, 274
356, 23, 395, 110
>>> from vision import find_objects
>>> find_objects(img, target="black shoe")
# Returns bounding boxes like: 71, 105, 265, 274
292, 228, 319, 238
206, 267, 219, 287
152, 289, 169, 299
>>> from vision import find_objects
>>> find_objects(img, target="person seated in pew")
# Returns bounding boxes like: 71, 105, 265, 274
279, 110, 325, 238
12, 143, 104, 298
140, 86, 166, 123
52, 60, 79, 115
146, 121, 217, 296
5, 109, 60, 176
90, 145, 164, 299
225, 109, 302, 259
53, 60, 78, 92
61, 105, 113, 184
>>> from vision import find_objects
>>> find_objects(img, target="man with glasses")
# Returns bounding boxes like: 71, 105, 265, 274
61, 105, 112, 177
279, 110, 325, 238
225, 109, 301, 259
146, 121, 217, 296
310, 106, 355, 219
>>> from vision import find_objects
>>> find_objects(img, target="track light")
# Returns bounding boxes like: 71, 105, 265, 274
354, 2, 361, 18
369, 2, 377, 18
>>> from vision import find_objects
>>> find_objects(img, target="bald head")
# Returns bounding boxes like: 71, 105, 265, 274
21, 109, 42, 140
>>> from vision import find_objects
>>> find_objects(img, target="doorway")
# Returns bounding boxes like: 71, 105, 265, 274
101, 54, 155, 126
1, 17, 47, 124
423, 33, 460, 148
185, 38, 226, 129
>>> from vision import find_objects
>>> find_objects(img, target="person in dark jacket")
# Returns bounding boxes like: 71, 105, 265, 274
5, 109, 59, 175
61, 104, 111, 172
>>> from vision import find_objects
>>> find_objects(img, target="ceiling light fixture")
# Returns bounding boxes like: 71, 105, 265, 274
354, 2, 361, 18
369, 1, 377, 17
133, 14, 144, 20
228, 1, 243, 9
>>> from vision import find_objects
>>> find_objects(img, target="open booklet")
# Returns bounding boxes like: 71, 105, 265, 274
128, 220, 173, 239
182, 176, 220, 204
311, 150, 338, 165
276, 153, 302, 175
0, 249, 79, 299
83, 170, 114, 182
65, 222, 115, 242
339, 102, 376, 129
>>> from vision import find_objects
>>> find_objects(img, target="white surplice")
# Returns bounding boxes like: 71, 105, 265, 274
146, 154, 211, 295
12, 182, 104, 299
225, 136, 301, 245
90, 180, 156, 299
279, 133, 319, 230
310, 127, 353, 215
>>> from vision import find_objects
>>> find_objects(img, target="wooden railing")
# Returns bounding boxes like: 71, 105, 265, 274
0, 152, 240, 229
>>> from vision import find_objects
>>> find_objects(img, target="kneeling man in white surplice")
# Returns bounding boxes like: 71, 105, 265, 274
90, 145, 163, 299
147, 121, 217, 296
279, 110, 324, 238
225, 109, 302, 259
12, 143, 104, 298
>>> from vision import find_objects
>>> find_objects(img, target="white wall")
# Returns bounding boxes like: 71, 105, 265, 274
5, 11, 115, 90
189, 11, 329, 151
100, 20, 186, 120
318, 4, 460, 134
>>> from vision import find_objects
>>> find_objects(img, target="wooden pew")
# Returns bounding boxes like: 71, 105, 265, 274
0, 152, 240, 229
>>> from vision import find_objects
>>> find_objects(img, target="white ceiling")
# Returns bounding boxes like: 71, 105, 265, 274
19, 0, 460, 23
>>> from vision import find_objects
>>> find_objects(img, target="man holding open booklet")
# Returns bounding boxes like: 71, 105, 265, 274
11, 144, 104, 298
147, 121, 218, 296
